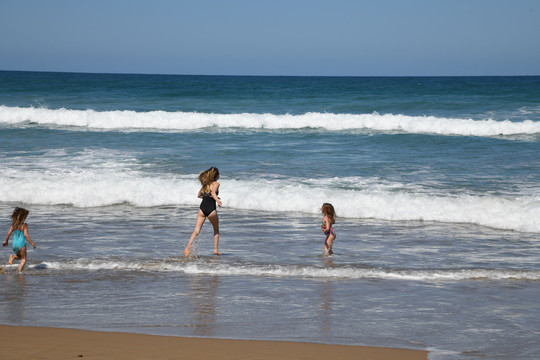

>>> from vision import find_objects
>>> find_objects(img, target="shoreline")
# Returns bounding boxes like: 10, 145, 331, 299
0, 325, 428, 360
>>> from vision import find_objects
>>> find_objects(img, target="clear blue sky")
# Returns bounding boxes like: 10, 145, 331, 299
1, 0, 539, 76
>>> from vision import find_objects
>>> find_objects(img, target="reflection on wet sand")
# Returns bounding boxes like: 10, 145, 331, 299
318, 258, 335, 337
187, 274, 220, 336
2, 273, 26, 324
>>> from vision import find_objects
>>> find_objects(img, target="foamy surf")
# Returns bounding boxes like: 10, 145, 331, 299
0, 172, 538, 233
30, 259, 540, 282
1, 106, 539, 137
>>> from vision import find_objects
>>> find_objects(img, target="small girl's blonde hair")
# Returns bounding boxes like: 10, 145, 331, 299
198, 167, 220, 193
11, 207, 29, 229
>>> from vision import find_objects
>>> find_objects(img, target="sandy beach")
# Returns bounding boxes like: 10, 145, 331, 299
0, 325, 427, 360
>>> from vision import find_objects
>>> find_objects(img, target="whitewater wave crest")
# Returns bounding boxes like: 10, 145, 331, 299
0, 171, 538, 233
1, 106, 539, 137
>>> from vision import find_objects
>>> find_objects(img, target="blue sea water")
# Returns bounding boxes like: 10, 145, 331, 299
0, 71, 539, 359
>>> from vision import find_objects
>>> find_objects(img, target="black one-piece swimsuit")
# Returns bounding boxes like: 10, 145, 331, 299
199, 192, 216, 217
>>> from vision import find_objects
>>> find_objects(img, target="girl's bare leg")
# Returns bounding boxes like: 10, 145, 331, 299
207, 211, 220, 255
184, 210, 206, 256
324, 234, 335, 256
9, 250, 22, 266
17, 247, 27, 271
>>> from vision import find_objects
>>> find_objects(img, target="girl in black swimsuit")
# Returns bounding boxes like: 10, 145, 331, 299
184, 167, 222, 256
199, 191, 217, 217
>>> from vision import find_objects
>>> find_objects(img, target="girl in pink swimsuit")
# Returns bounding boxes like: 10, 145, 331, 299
320, 203, 336, 256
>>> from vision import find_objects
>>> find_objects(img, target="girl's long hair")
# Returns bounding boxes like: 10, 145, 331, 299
198, 167, 220, 193
11, 207, 29, 229
321, 203, 336, 225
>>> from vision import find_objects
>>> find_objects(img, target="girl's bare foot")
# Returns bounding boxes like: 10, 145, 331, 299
213, 252, 221, 256
183, 248, 191, 257
8, 255, 15, 265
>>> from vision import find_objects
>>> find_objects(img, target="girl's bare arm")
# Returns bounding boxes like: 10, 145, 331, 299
23, 224, 36, 249
210, 182, 222, 206
3, 226, 13, 246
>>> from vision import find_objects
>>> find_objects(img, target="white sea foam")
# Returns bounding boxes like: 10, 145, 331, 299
34, 260, 540, 281
1, 148, 538, 233
0, 163, 538, 233
0, 148, 200, 207
1, 106, 539, 137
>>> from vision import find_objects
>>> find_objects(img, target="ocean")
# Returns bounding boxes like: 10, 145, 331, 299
0, 71, 539, 359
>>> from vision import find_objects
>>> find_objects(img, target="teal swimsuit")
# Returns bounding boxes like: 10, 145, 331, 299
12, 229, 27, 253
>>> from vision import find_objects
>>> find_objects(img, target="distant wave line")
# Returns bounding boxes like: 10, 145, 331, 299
1, 106, 539, 137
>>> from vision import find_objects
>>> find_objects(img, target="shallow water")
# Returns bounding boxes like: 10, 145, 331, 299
1, 203, 539, 359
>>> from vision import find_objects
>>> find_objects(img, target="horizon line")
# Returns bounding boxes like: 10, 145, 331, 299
1, 69, 539, 78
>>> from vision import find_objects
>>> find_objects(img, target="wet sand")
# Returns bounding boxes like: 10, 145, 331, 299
0, 325, 427, 359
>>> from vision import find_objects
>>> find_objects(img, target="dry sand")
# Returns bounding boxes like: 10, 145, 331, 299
0, 325, 427, 359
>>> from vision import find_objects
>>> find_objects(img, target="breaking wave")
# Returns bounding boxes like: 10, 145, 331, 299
1, 106, 539, 137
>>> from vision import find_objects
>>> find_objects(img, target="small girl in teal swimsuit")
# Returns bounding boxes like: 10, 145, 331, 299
320, 203, 336, 256
3, 207, 36, 271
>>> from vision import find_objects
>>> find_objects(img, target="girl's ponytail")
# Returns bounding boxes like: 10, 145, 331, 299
198, 167, 220, 192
